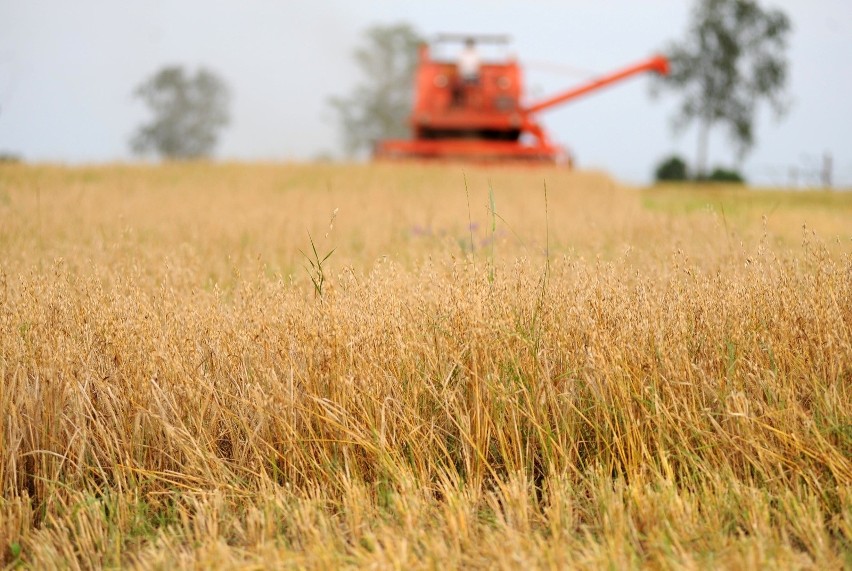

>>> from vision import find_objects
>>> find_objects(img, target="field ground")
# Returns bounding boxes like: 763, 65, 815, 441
0, 163, 850, 569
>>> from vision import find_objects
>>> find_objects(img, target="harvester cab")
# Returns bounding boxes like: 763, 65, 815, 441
423, 34, 518, 118
374, 34, 669, 164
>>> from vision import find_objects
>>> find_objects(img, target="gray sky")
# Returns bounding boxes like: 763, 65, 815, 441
1, 0, 851, 185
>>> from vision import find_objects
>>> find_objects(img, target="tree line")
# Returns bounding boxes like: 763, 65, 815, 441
128, 0, 790, 183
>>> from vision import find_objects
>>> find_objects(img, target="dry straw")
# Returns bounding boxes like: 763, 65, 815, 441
0, 163, 850, 569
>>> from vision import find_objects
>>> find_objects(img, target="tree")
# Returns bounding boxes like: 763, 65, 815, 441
329, 23, 423, 157
656, 0, 791, 177
655, 155, 690, 182
130, 66, 230, 160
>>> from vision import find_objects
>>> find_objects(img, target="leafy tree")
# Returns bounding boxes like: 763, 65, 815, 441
655, 155, 689, 182
130, 66, 230, 160
329, 23, 423, 157
656, 0, 791, 177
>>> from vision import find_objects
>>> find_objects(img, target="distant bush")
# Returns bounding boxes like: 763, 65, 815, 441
655, 156, 689, 182
654, 155, 746, 185
705, 167, 745, 183
0, 152, 22, 164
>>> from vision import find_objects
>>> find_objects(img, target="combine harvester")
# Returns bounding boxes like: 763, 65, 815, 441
375, 34, 669, 165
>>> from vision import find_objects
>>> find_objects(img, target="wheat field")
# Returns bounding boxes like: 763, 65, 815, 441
0, 163, 850, 569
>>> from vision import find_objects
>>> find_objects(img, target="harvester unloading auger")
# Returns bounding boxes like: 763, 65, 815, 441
374, 34, 670, 164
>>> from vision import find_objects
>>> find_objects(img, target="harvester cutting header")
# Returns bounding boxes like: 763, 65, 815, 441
374, 34, 669, 164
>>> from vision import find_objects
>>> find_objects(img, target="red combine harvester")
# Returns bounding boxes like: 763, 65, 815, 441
374, 34, 669, 164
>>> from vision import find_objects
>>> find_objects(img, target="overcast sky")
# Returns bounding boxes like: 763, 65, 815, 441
1, 0, 851, 185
